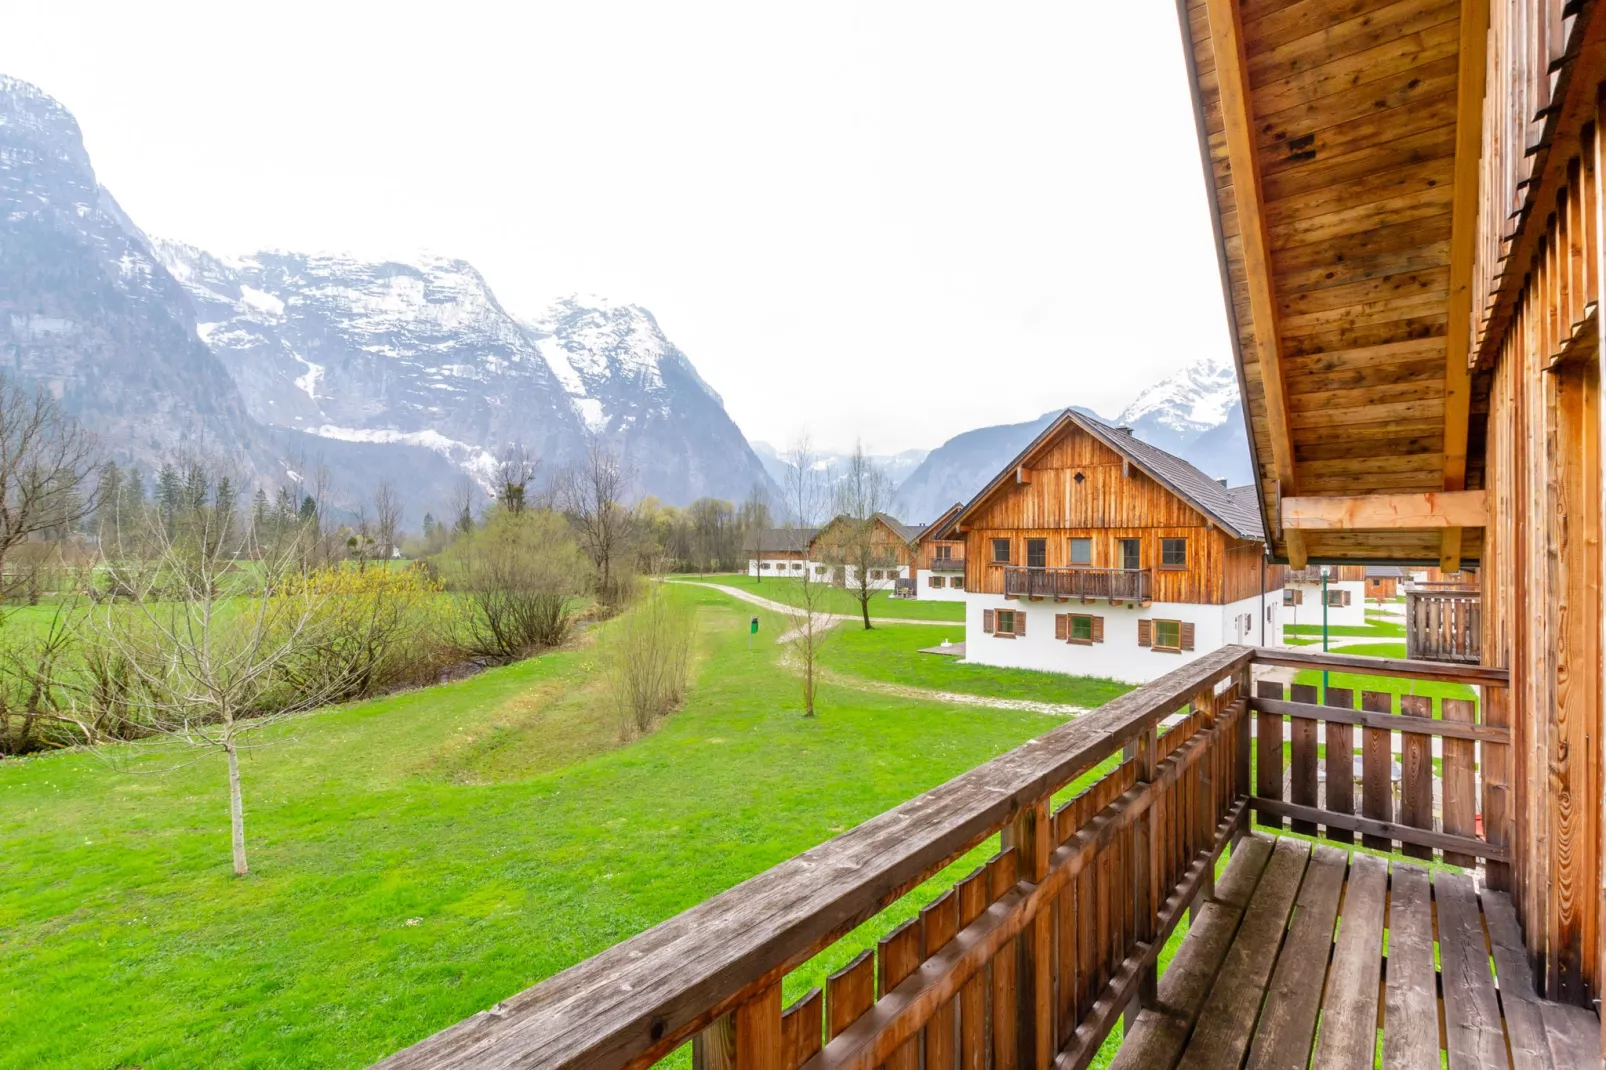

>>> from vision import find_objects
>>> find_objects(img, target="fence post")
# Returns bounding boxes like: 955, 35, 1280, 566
1004, 795, 1053, 1069
1133, 723, 1160, 1012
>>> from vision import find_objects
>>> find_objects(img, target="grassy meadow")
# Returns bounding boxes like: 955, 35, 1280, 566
0, 583, 1122, 1069
667, 572, 966, 621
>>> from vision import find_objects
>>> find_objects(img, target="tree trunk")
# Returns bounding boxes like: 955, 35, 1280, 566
861, 595, 871, 631
226, 740, 248, 876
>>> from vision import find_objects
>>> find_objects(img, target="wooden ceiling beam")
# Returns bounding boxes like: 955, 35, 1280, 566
1282, 490, 1488, 531
1440, 0, 1489, 573
1205, 0, 1306, 569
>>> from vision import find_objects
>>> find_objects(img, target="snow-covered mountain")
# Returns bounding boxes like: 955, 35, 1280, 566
148, 240, 774, 506
0, 74, 773, 511
893, 358, 1253, 523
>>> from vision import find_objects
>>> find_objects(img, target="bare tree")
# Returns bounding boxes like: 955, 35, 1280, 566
451, 475, 477, 536
780, 434, 834, 717
559, 436, 637, 605
91, 486, 347, 876
0, 377, 99, 591
742, 482, 773, 583
373, 481, 402, 560
817, 442, 898, 630
496, 443, 540, 514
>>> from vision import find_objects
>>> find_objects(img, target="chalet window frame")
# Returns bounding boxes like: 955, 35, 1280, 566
1068, 613, 1094, 644
1152, 618, 1183, 652
950, 576, 964, 591
1026, 538, 1047, 569
1119, 537, 1141, 571
991, 538, 1012, 564
1069, 537, 1092, 567
1160, 538, 1188, 570
1283, 588, 1302, 606
929, 575, 944, 588
1326, 589, 1352, 608
993, 608, 1021, 638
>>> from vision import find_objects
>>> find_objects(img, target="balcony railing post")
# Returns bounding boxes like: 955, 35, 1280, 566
1133, 724, 1160, 1012
1003, 794, 1053, 1069
693, 983, 782, 1070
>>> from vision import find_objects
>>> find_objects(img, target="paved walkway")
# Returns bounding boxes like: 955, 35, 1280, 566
672, 581, 949, 630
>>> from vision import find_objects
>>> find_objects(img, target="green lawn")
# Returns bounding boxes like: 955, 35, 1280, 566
1282, 616, 1405, 640
669, 572, 966, 622
0, 585, 1079, 1069
819, 623, 1133, 708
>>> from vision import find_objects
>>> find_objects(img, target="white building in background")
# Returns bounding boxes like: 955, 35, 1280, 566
934, 410, 1284, 685
1281, 565, 1367, 630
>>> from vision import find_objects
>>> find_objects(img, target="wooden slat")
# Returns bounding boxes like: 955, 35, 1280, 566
1482, 888, 1556, 1069
1247, 797, 1506, 862
1251, 648, 1510, 685
919, 891, 958, 1070
1249, 696, 1510, 743
1204, 0, 1306, 569
1322, 686, 1355, 845
826, 952, 875, 1041
1397, 694, 1435, 861
1255, 680, 1285, 830
1360, 690, 1394, 852
780, 990, 822, 1070
1109, 836, 1274, 1070
1174, 838, 1310, 1070
1310, 853, 1388, 1069
1288, 682, 1320, 835
1540, 1002, 1603, 1068
989, 851, 1020, 1070
1441, 0, 1491, 574
1435, 871, 1505, 1066
735, 984, 782, 1070
877, 921, 922, 1070
1245, 844, 1346, 1070
1281, 489, 1488, 529
954, 866, 988, 1070
1381, 863, 1440, 1068
1440, 696, 1479, 868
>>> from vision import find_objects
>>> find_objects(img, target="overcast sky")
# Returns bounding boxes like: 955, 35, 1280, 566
1, 1, 1231, 455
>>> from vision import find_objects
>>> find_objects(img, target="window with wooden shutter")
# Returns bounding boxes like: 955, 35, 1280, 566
1152, 619, 1182, 652
1068, 614, 1094, 644
1055, 613, 1068, 640
1283, 588, 1302, 606
983, 609, 995, 633
995, 609, 1017, 637
1180, 622, 1195, 650
1091, 615, 1104, 643
1138, 619, 1152, 647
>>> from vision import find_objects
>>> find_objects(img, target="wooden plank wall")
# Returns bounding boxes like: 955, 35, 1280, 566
1480, 63, 1605, 1007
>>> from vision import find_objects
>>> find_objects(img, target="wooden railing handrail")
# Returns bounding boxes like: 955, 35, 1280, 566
373, 645, 1255, 1070
1002, 565, 1145, 575
1254, 647, 1509, 686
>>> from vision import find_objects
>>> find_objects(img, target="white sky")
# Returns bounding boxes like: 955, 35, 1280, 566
1, 0, 1233, 455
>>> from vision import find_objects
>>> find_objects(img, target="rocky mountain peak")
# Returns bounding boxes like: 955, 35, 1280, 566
1115, 354, 1239, 437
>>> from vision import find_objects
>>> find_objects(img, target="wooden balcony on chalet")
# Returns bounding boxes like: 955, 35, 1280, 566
927, 553, 965, 572
376, 647, 1600, 1070
1405, 585, 1482, 665
1003, 565, 1151, 605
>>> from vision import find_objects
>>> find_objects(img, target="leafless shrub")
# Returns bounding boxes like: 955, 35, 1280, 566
605, 582, 696, 739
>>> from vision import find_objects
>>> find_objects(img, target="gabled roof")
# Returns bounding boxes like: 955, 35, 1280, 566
950, 409, 1265, 543
812, 513, 920, 548
1365, 566, 1406, 579
917, 502, 966, 544
743, 527, 816, 554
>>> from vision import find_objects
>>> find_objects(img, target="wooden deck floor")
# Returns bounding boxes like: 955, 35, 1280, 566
1112, 834, 1600, 1069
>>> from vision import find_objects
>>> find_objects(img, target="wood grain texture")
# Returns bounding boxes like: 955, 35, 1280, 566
1244, 844, 1346, 1070
1381, 862, 1440, 1068
1435, 871, 1505, 1066
1310, 853, 1388, 1069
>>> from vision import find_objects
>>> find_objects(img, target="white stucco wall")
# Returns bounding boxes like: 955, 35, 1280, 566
748, 558, 809, 577
961, 591, 1280, 685
913, 568, 969, 602
1282, 579, 1366, 629
746, 558, 907, 587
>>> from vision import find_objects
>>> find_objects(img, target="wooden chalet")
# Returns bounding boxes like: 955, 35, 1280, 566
910, 502, 968, 599
745, 527, 817, 577
1365, 565, 1406, 600
938, 409, 1285, 682
375, 3, 1605, 1068
808, 513, 921, 587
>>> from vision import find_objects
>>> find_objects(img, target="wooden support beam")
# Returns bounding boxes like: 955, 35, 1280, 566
1016, 466, 1032, 485
1281, 490, 1488, 531
1204, 0, 1304, 569
1440, 0, 1490, 574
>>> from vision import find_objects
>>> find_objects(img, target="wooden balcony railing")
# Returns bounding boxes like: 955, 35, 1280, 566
1003, 565, 1151, 604
373, 648, 1514, 1070
927, 553, 965, 571
1405, 587, 1482, 664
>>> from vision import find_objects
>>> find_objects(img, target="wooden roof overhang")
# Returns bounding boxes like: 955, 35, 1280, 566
1176, 0, 1494, 569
